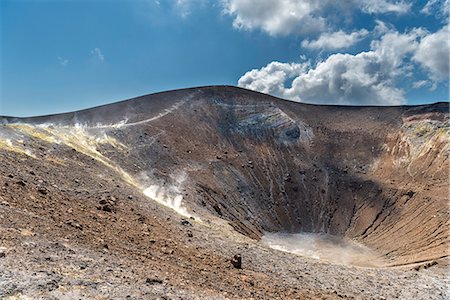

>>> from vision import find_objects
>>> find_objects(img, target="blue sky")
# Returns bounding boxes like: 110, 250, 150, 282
1, 0, 449, 116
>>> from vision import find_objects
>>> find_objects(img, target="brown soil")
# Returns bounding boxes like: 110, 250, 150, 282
0, 86, 448, 299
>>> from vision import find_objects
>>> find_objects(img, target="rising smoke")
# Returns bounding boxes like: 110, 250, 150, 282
261, 232, 387, 267
141, 170, 193, 218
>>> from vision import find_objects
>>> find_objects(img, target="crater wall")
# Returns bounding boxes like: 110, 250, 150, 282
1, 86, 448, 266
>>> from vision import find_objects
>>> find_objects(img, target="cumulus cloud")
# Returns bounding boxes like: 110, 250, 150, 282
369, 28, 425, 76
237, 62, 309, 96
239, 56, 404, 105
91, 48, 105, 62
413, 25, 449, 82
223, 0, 411, 36
223, 0, 328, 36
238, 27, 438, 105
301, 29, 369, 50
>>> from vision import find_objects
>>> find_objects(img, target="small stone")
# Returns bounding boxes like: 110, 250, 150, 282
102, 205, 112, 212
212, 204, 222, 216
66, 220, 83, 230
423, 261, 438, 269
127, 195, 133, 200
231, 254, 242, 269
37, 187, 48, 195
404, 190, 415, 198
146, 278, 163, 285
16, 180, 26, 187
180, 219, 192, 226
0, 252, 5, 258
187, 230, 193, 238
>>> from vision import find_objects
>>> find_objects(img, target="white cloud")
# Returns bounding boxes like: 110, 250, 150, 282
361, 0, 411, 14
413, 25, 449, 82
237, 61, 309, 96
91, 48, 105, 62
239, 55, 406, 105
369, 28, 425, 76
57, 56, 69, 67
175, 0, 192, 17
223, 0, 411, 36
223, 0, 328, 36
421, 0, 450, 18
238, 28, 433, 105
421, 0, 439, 14
175, 0, 207, 18
301, 29, 369, 50
373, 20, 393, 36
412, 80, 429, 89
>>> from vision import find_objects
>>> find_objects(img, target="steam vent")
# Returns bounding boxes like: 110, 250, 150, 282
1, 86, 449, 299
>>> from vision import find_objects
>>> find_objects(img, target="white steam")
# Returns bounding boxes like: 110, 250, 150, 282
143, 185, 191, 218
141, 171, 193, 219
2, 121, 196, 219
261, 232, 386, 267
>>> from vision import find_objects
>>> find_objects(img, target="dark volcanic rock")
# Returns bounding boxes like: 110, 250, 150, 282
231, 254, 242, 269
146, 278, 163, 285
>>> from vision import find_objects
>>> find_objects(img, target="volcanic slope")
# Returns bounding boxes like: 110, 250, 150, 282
0, 86, 448, 299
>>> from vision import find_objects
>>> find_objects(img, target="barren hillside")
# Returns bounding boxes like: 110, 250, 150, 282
1, 86, 448, 299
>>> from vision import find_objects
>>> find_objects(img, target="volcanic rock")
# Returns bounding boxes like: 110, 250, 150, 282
0, 86, 448, 299
231, 254, 242, 269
